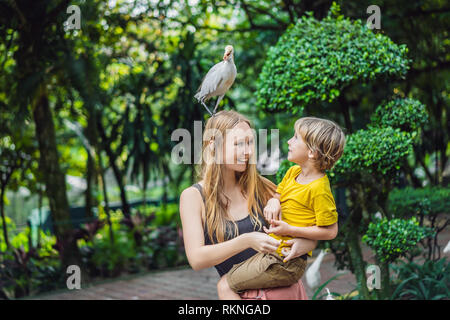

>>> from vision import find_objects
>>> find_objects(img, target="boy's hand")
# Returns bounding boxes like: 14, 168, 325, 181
263, 198, 281, 222
263, 219, 292, 236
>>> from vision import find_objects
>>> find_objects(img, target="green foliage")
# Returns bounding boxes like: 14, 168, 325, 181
390, 259, 449, 300
311, 273, 344, 300
362, 217, 435, 263
0, 0, 447, 301
80, 216, 137, 277
370, 98, 428, 133
139, 203, 180, 227
79, 207, 186, 278
387, 186, 450, 219
331, 127, 413, 184
0, 249, 65, 299
0, 220, 62, 299
256, 3, 410, 112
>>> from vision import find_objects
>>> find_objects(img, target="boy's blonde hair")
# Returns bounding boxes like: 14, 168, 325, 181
294, 117, 346, 172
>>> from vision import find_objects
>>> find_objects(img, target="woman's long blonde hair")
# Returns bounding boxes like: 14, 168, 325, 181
197, 110, 276, 243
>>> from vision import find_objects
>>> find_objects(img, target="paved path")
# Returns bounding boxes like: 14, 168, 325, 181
31, 267, 220, 300
24, 250, 365, 300
28, 229, 449, 300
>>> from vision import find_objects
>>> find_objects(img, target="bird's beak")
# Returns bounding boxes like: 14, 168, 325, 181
223, 51, 231, 60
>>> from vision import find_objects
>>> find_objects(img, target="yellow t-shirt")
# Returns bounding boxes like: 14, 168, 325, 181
270, 165, 338, 257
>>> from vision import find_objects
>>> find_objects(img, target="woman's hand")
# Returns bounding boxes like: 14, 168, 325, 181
264, 198, 281, 222
281, 238, 317, 262
245, 232, 281, 254
263, 219, 292, 236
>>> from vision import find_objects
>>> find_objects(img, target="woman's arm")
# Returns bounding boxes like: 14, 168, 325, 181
180, 187, 281, 270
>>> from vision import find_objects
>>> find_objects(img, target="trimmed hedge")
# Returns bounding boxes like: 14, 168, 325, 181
256, 3, 410, 113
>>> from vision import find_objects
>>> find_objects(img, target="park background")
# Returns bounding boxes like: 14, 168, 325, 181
0, 0, 448, 300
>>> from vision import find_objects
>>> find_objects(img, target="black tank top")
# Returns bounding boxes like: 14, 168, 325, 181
192, 183, 268, 277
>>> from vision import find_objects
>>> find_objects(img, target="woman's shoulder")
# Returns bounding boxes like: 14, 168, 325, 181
180, 183, 206, 222
181, 182, 204, 200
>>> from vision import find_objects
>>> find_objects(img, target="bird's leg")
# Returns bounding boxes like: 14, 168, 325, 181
200, 99, 214, 117
213, 95, 225, 115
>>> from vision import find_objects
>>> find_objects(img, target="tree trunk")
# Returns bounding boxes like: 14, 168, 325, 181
85, 152, 96, 219
142, 172, 147, 213
96, 119, 132, 219
347, 230, 371, 299
37, 186, 43, 249
32, 88, 81, 269
347, 187, 371, 299
379, 260, 391, 299
1, 186, 10, 249
339, 94, 353, 134
98, 151, 114, 245
85, 108, 100, 220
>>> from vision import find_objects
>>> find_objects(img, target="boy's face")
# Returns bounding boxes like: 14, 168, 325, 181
287, 132, 315, 165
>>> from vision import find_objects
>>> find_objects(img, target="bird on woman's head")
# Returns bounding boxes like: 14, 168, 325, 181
194, 45, 237, 117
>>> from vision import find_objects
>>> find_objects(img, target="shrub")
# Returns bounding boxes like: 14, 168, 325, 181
78, 206, 187, 278
370, 98, 428, 133
387, 186, 450, 219
330, 127, 413, 185
256, 3, 410, 113
390, 258, 449, 300
362, 217, 435, 263
0, 223, 62, 299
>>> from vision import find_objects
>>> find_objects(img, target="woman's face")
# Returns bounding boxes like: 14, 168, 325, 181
222, 121, 255, 172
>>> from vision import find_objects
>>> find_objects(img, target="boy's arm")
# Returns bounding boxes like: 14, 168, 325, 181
264, 192, 281, 222
264, 220, 337, 240
287, 222, 338, 240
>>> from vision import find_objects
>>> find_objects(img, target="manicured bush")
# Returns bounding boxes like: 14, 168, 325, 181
387, 186, 450, 218
362, 217, 434, 263
330, 127, 414, 184
256, 3, 410, 113
369, 98, 428, 133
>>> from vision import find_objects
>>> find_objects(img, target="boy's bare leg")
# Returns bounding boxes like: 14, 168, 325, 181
217, 275, 242, 300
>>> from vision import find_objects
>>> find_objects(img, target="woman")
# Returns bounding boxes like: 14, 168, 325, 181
179, 110, 317, 299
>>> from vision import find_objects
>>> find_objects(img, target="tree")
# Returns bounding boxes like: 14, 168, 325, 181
257, 3, 430, 299
256, 4, 409, 131
0, 0, 85, 268
339, 0, 450, 186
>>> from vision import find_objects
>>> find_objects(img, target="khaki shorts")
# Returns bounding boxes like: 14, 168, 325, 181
226, 252, 307, 293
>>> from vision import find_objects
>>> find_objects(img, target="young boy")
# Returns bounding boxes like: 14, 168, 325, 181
217, 117, 346, 299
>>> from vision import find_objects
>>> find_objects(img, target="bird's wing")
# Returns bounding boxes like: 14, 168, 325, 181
196, 61, 225, 97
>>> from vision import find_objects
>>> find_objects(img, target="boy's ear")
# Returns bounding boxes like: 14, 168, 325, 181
308, 149, 318, 160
